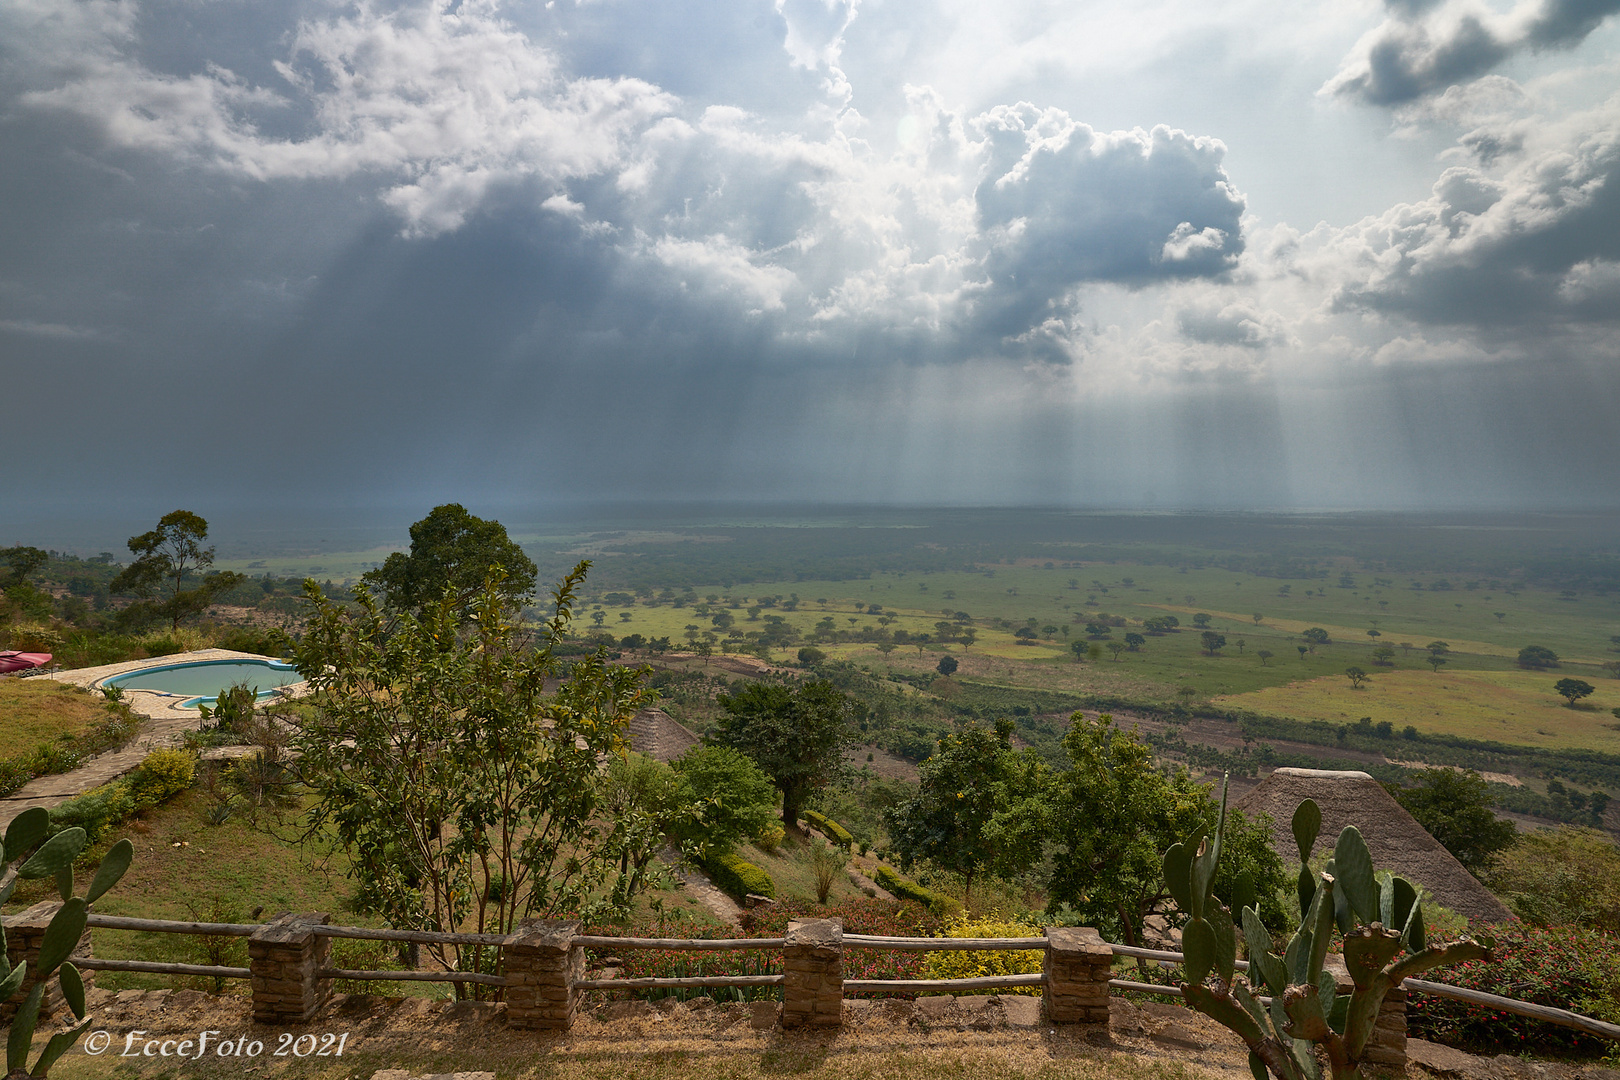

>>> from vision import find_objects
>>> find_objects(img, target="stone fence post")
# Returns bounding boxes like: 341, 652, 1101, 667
2, 900, 94, 1022
504, 919, 583, 1030
1044, 926, 1112, 1026
1324, 957, 1407, 1071
782, 918, 842, 1029
249, 912, 331, 1025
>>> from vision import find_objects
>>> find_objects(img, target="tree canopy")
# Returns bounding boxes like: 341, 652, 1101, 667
884, 718, 1049, 903
109, 510, 244, 630
707, 680, 859, 830
362, 504, 538, 615
1554, 678, 1596, 706
1387, 767, 1516, 877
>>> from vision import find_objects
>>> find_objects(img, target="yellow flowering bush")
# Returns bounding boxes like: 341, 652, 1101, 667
921, 913, 1046, 995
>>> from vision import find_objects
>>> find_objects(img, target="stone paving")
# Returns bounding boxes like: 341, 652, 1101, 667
0, 650, 304, 829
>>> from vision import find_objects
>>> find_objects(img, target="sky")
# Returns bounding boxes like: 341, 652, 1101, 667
3, 0, 1620, 524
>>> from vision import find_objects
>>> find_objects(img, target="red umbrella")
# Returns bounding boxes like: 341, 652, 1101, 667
0, 651, 52, 674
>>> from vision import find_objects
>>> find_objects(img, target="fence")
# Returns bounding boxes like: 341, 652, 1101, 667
5, 900, 1618, 1056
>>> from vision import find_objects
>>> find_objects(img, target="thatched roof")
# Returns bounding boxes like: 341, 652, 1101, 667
1234, 768, 1513, 924
627, 707, 700, 763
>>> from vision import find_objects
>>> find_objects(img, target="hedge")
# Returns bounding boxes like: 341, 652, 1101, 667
704, 853, 776, 901
803, 810, 854, 848
874, 865, 953, 914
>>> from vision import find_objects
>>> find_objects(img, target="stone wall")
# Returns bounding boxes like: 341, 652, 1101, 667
505, 920, 584, 1031
249, 912, 332, 1025
781, 919, 842, 1029
1042, 926, 1113, 1026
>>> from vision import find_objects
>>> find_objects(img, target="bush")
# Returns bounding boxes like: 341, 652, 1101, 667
922, 914, 1045, 995
704, 852, 776, 901
1406, 923, 1620, 1055
49, 780, 136, 843
128, 748, 196, 807
756, 822, 785, 854
803, 809, 854, 848
874, 865, 956, 916
809, 839, 847, 904
216, 625, 294, 657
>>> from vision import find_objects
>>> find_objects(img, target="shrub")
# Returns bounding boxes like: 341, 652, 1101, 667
922, 914, 1045, 995
874, 865, 956, 916
49, 780, 136, 843
1406, 923, 1620, 1055
809, 839, 847, 904
756, 822, 785, 854
752, 897, 943, 995
803, 809, 854, 848
704, 852, 776, 901
128, 748, 196, 807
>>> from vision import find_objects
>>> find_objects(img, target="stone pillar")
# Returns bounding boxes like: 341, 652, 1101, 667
781, 918, 842, 1029
249, 912, 331, 1025
1325, 958, 1407, 1072
504, 920, 583, 1031
1043, 926, 1112, 1025
2, 900, 95, 1022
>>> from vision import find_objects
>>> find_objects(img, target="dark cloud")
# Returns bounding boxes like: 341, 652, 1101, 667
1326, 0, 1620, 106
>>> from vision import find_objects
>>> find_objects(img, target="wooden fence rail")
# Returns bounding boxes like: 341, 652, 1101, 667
11, 906, 1616, 1050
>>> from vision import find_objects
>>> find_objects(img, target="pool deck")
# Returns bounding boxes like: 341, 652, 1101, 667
0, 650, 305, 829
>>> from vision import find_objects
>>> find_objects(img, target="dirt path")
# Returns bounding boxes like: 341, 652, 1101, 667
662, 847, 743, 928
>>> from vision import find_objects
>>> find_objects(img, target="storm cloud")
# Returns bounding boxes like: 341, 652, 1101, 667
1, 0, 1617, 515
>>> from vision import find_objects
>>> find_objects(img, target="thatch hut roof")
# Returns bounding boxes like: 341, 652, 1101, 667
627, 707, 700, 763
1234, 768, 1513, 924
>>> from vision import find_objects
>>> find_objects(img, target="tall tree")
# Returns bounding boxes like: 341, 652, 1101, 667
363, 504, 538, 615
708, 681, 859, 830
1386, 768, 1516, 877
884, 719, 1049, 904
110, 510, 244, 630
293, 563, 652, 996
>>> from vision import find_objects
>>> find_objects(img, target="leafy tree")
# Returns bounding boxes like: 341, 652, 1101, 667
1044, 715, 1287, 946
1235, 638, 1246, 654
884, 718, 1049, 904
1124, 632, 1146, 651
1296, 645, 1308, 660
362, 504, 537, 615
1345, 666, 1369, 689
670, 744, 778, 856
1253, 612, 1263, 624
1302, 627, 1330, 650
109, 510, 245, 630
797, 646, 826, 666
1427, 641, 1450, 656
1554, 678, 1596, 706
1427, 655, 1448, 673
1192, 613, 1213, 629
1070, 640, 1088, 662
1108, 641, 1126, 660
292, 563, 652, 995
1517, 644, 1560, 670
1386, 768, 1516, 877
1372, 645, 1396, 666
1200, 630, 1226, 656
1485, 826, 1620, 931
708, 681, 859, 831
1, 544, 47, 587
936, 654, 959, 676
1257, 649, 1273, 665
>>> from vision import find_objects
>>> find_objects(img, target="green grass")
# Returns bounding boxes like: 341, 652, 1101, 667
0, 678, 115, 759
734, 832, 868, 907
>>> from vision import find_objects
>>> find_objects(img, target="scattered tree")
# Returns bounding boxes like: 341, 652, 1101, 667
1200, 630, 1226, 656
1252, 612, 1263, 624
1297, 645, 1308, 660
1124, 631, 1146, 651
1427, 654, 1448, 673
936, 654, 959, 676
1108, 641, 1126, 660
110, 510, 245, 630
1345, 666, 1370, 689
1554, 678, 1596, 707
1517, 645, 1560, 670
1302, 627, 1330, 651
1257, 649, 1273, 665
1192, 613, 1213, 629
1234, 637, 1246, 654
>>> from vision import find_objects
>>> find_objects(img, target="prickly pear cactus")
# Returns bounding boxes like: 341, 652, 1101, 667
1, 806, 134, 1079
1162, 780, 1490, 1080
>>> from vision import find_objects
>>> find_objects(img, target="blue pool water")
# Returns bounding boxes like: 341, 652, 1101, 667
103, 658, 303, 706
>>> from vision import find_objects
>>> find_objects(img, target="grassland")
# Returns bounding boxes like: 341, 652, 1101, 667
0, 678, 110, 758
1214, 670, 1620, 753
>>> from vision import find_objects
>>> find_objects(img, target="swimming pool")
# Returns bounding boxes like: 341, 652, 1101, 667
102, 658, 304, 707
